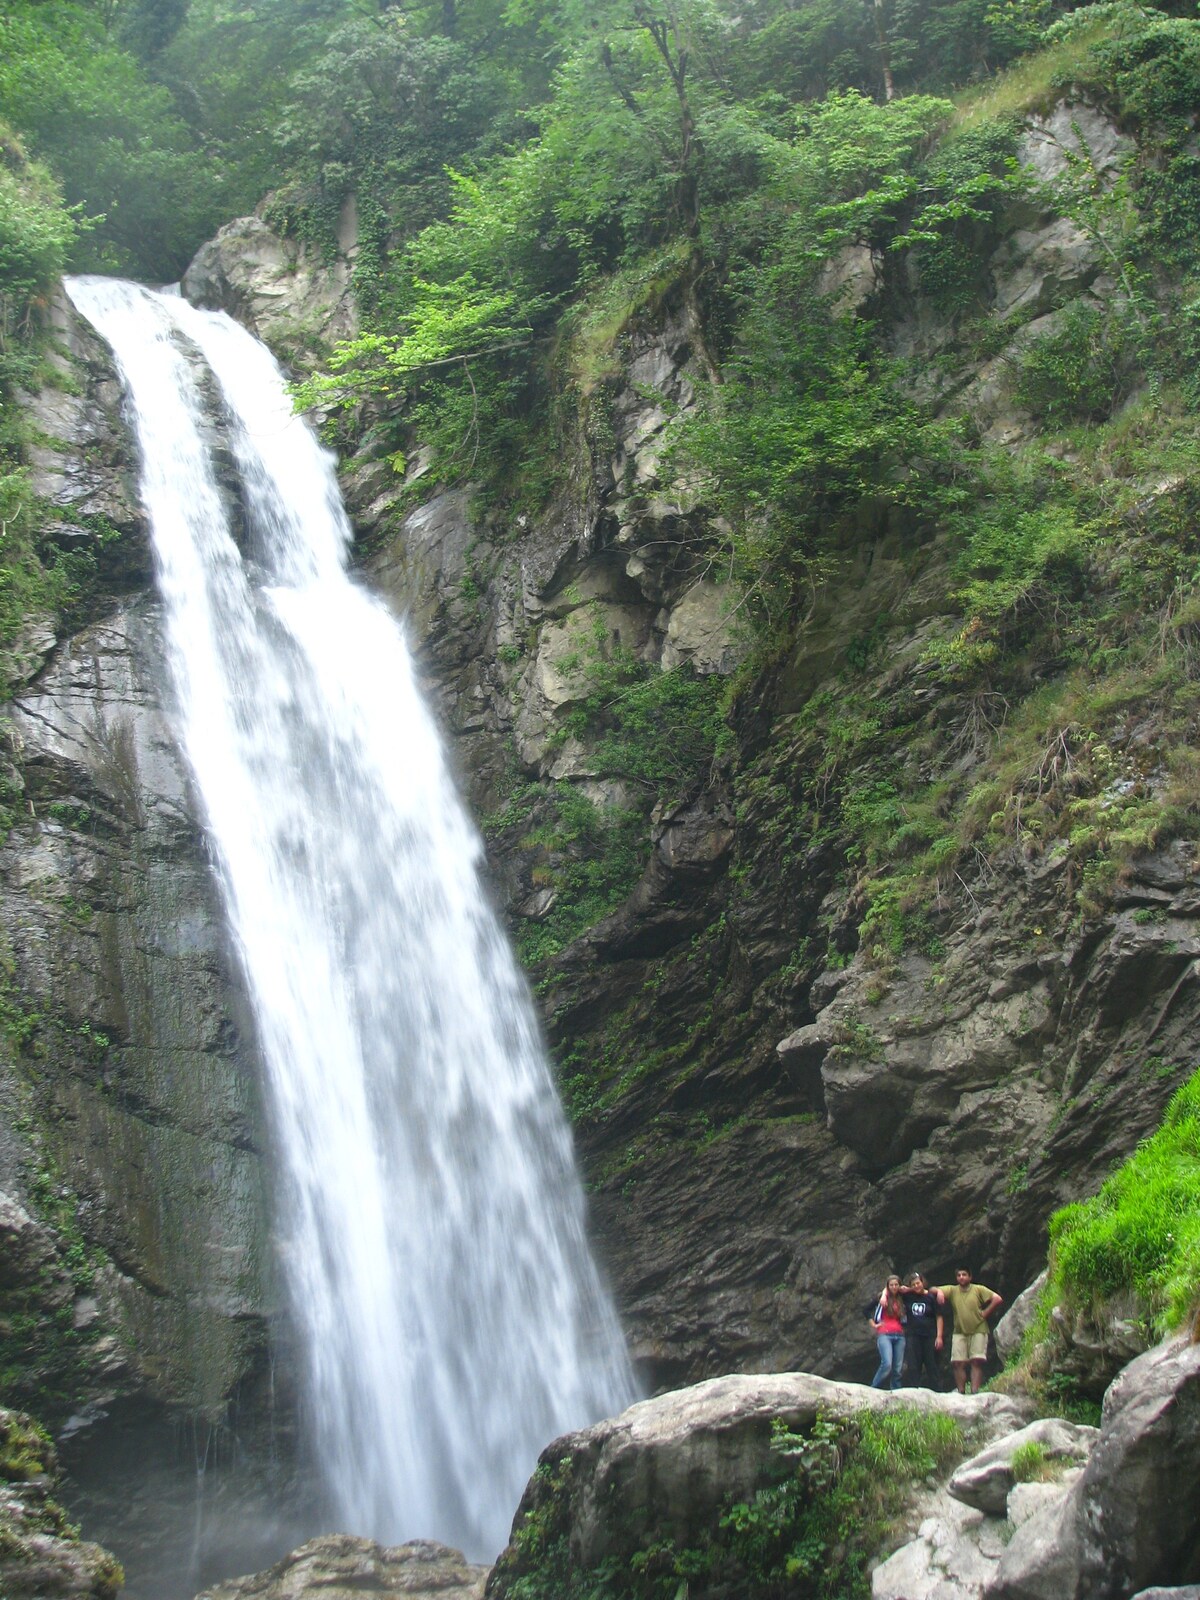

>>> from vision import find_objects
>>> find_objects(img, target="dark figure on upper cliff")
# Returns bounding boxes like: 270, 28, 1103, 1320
901, 1271, 945, 1389
936, 1268, 1003, 1393
867, 1275, 907, 1390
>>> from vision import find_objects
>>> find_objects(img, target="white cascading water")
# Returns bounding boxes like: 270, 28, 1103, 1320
66, 276, 636, 1558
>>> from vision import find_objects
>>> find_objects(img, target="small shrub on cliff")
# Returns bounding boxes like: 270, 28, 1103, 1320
0, 125, 75, 340
0, 1412, 53, 1482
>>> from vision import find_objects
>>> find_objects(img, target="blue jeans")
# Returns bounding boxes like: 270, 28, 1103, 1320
872, 1333, 905, 1389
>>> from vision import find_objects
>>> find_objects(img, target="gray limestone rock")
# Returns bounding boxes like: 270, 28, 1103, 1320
872, 1493, 1004, 1600
817, 243, 880, 313
493, 1372, 1023, 1581
195, 1536, 488, 1600
660, 579, 744, 675
182, 209, 357, 361
0, 598, 269, 1414
22, 294, 143, 541
990, 220, 1100, 321
1017, 102, 1132, 187
987, 1337, 1200, 1600
995, 1271, 1048, 1364
947, 1417, 1097, 1516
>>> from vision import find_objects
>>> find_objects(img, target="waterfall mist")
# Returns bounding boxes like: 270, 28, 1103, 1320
66, 275, 636, 1560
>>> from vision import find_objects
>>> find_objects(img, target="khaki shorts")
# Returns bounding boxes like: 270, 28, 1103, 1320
952, 1330, 989, 1363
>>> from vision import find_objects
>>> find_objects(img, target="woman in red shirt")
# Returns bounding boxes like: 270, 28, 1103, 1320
869, 1275, 907, 1389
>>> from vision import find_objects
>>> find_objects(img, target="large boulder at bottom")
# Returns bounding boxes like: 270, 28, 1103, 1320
193, 1535, 488, 1600
486, 1370, 1025, 1590
987, 1335, 1200, 1599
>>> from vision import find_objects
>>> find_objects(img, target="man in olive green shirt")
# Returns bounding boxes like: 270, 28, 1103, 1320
937, 1268, 1004, 1393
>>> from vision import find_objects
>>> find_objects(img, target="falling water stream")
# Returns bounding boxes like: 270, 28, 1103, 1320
66, 276, 636, 1563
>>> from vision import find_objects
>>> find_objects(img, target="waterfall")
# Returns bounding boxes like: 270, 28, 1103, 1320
66, 276, 636, 1559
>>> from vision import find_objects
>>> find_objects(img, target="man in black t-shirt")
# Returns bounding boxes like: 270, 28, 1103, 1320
901, 1271, 945, 1389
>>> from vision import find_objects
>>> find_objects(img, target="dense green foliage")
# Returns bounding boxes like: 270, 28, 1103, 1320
490, 1408, 964, 1600
1047, 1065, 1200, 1335
3, 0, 1200, 966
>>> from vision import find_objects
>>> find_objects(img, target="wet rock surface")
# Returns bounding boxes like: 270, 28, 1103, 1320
0, 593, 270, 1415
0, 293, 272, 1420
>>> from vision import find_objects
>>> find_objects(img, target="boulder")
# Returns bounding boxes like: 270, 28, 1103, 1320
194, 1536, 488, 1600
995, 1271, 1047, 1364
872, 1493, 1008, 1600
182, 209, 357, 361
987, 1336, 1200, 1599
489, 1371, 1024, 1585
947, 1417, 1096, 1516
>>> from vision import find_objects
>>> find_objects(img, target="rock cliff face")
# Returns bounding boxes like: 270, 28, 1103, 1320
305, 96, 1198, 1396
0, 293, 273, 1420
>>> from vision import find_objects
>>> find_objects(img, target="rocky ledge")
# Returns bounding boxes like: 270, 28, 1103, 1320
0, 1407, 122, 1600
194, 1535, 488, 1600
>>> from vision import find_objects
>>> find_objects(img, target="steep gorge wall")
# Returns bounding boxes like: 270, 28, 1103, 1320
0, 297, 273, 1421
301, 97, 1196, 1389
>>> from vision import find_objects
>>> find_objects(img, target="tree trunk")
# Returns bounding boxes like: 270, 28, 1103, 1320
873, 0, 896, 101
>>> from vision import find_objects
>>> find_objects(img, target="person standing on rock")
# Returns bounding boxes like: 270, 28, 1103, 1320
868, 1274, 907, 1390
937, 1268, 1003, 1394
900, 1271, 945, 1389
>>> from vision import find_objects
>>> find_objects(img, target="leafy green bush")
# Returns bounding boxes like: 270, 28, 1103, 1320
953, 499, 1092, 621
1047, 1064, 1200, 1334
1015, 302, 1139, 427
513, 786, 646, 969
0, 132, 75, 333
0, 1, 228, 278
562, 656, 729, 798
